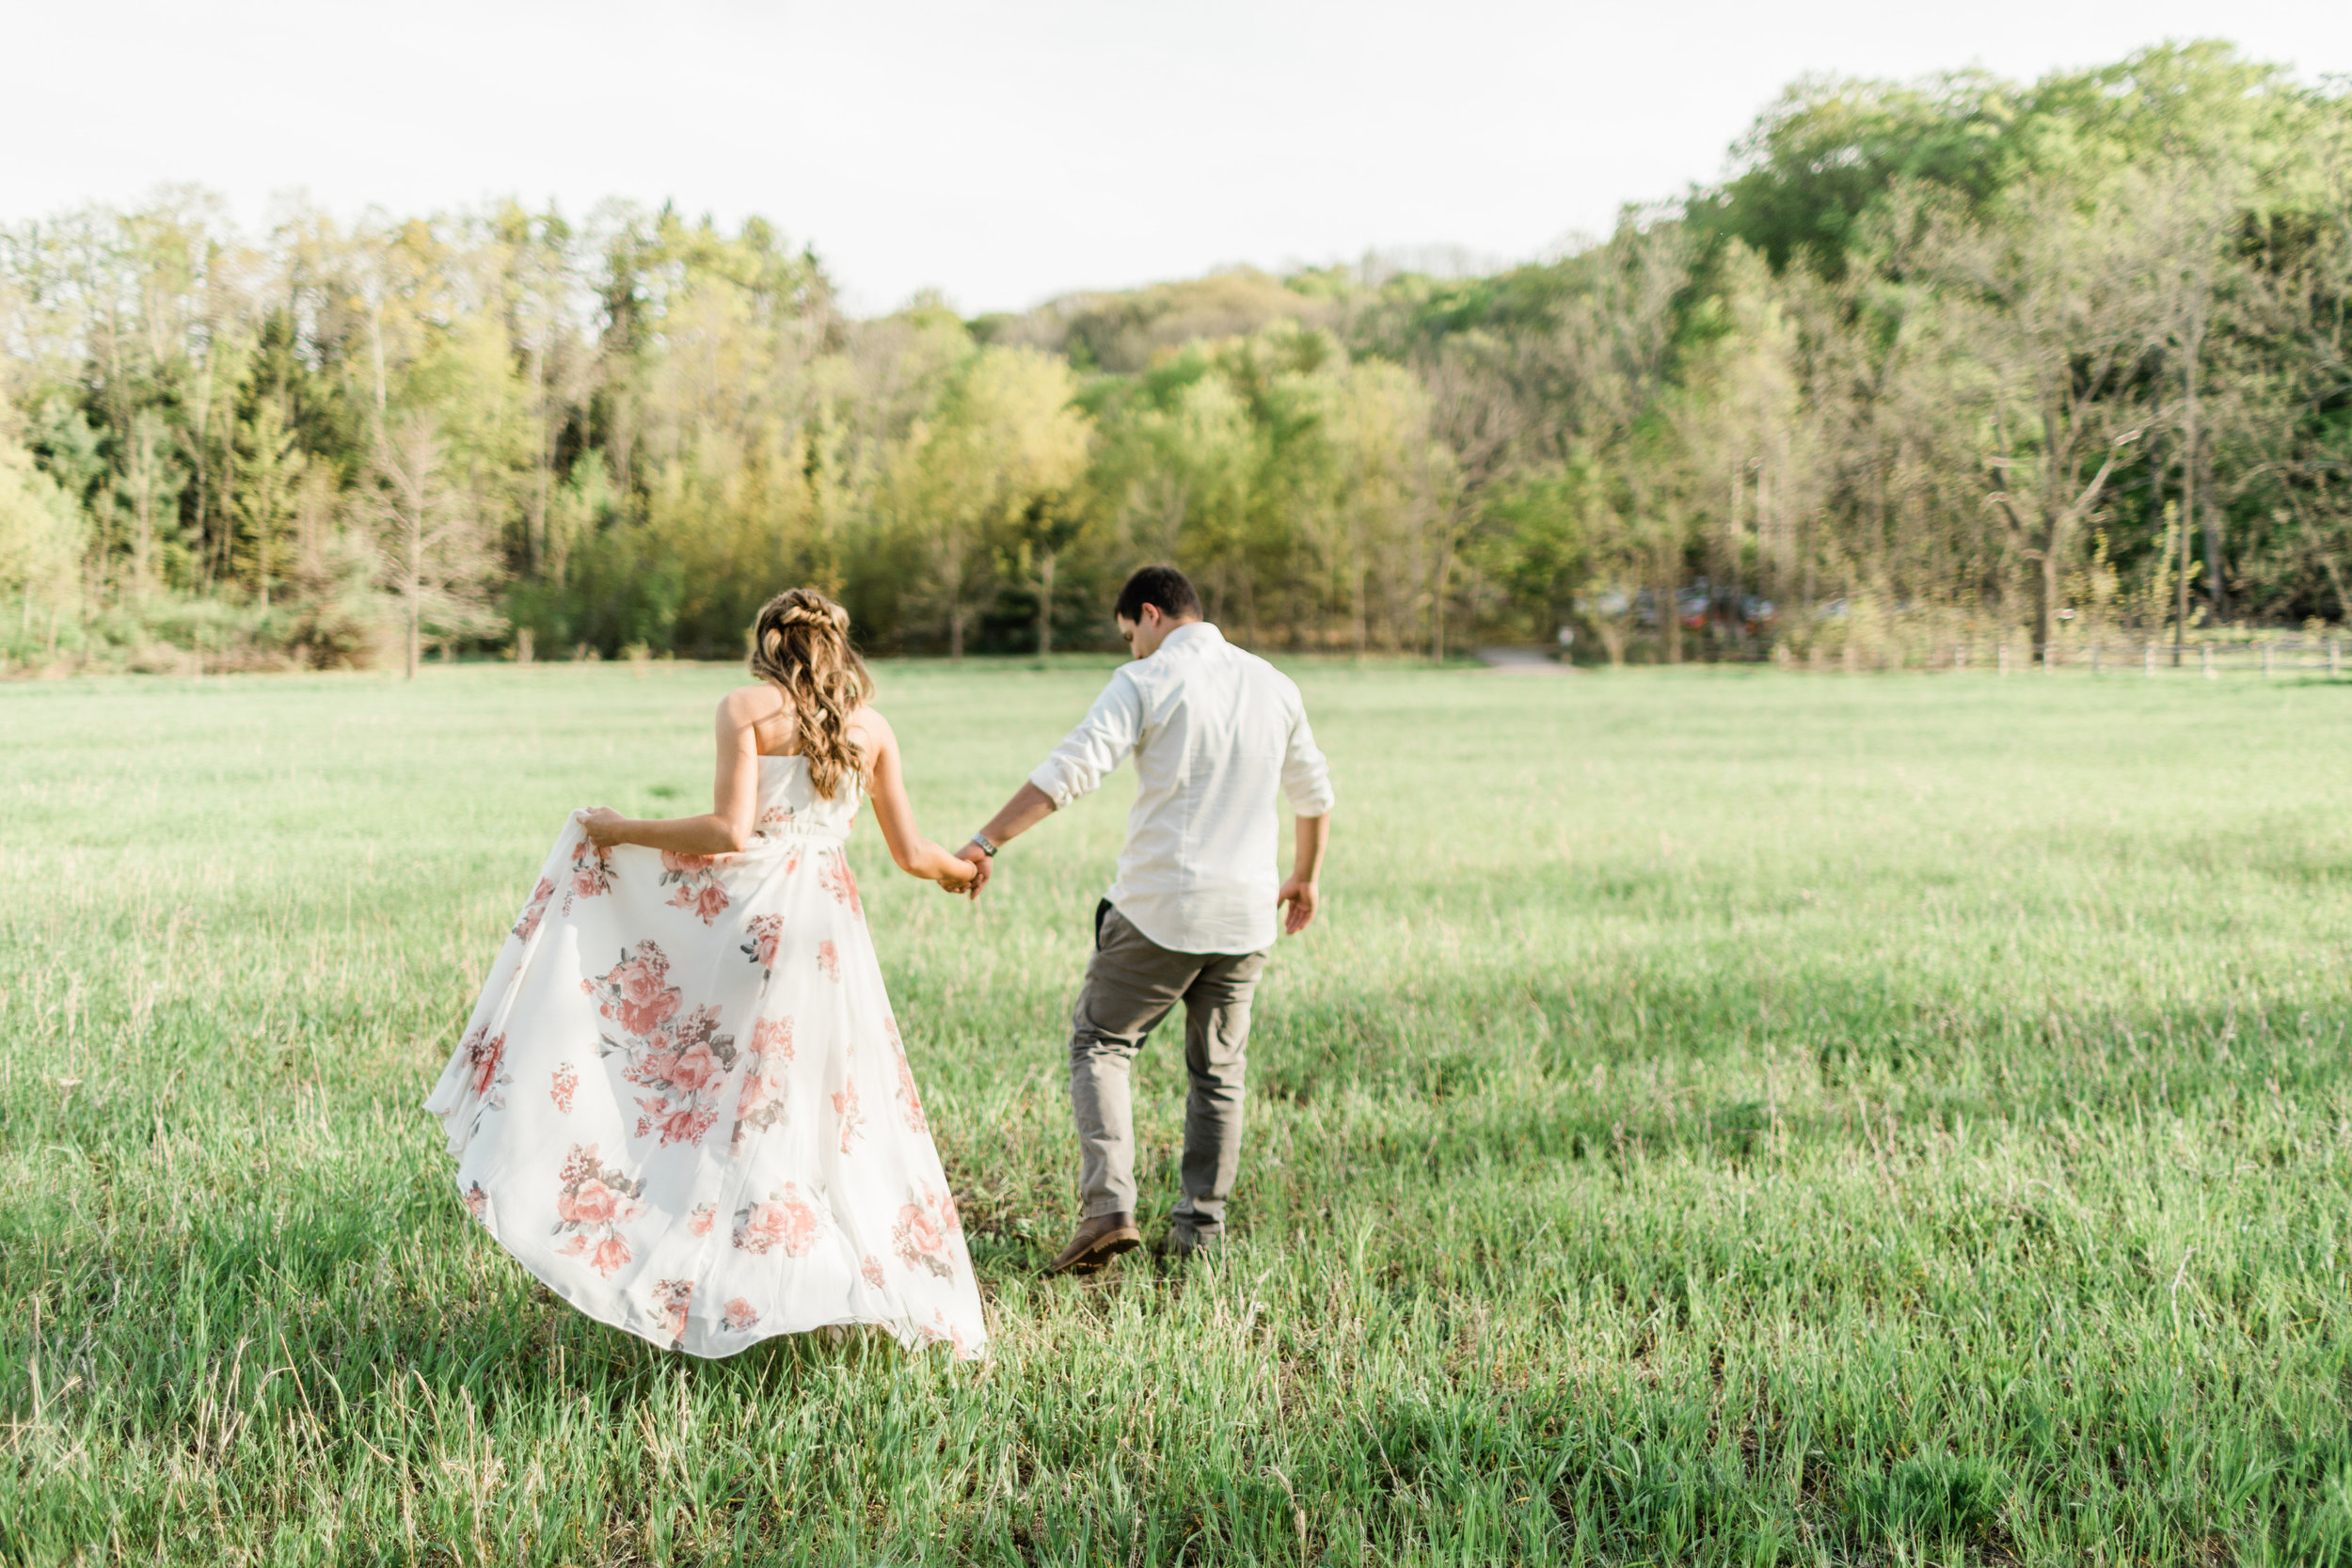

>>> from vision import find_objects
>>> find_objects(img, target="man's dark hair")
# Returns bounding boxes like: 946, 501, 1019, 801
1115, 564, 1202, 624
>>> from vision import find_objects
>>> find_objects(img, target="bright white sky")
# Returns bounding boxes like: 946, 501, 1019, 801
4, 0, 2347, 316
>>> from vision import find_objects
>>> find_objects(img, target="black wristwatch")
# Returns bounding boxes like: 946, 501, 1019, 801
968, 832, 998, 858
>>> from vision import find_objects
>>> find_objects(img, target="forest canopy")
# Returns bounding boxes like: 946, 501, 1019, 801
3, 40, 2348, 673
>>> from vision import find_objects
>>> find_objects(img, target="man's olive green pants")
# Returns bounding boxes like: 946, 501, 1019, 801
1068, 902, 1268, 1232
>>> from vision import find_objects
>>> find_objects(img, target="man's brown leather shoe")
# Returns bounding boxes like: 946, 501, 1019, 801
1044, 1212, 1142, 1276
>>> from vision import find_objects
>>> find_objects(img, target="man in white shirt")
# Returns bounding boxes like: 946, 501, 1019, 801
956, 565, 1336, 1274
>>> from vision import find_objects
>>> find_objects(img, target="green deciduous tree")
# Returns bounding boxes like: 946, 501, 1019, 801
882, 344, 1090, 659
4, 41, 2350, 673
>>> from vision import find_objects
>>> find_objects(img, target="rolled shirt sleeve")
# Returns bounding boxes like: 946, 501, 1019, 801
1280, 704, 1337, 817
1028, 670, 1144, 808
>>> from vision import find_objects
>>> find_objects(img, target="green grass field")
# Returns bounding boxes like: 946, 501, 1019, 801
5, 658, 2351, 1566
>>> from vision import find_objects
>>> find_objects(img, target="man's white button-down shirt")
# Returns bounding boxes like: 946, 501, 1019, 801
1027, 622, 1336, 956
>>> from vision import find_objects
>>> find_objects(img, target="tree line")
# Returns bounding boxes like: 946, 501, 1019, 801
3, 41, 2348, 673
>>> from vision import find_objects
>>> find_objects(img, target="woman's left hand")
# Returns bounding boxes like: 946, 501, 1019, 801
579, 806, 628, 847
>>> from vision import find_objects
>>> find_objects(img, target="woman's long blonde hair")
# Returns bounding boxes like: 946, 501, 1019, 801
748, 589, 874, 800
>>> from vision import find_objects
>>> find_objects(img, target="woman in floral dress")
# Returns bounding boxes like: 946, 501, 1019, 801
423, 589, 988, 1359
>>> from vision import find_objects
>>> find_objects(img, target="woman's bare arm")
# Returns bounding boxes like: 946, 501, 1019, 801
579, 689, 770, 855
856, 708, 977, 889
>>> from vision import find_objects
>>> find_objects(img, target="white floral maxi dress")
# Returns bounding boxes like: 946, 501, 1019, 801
422, 755, 986, 1360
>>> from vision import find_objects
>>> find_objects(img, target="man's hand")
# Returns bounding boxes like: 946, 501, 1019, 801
1278, 876, 1319, 935
954, 842, 993, 899
579, 806, 628, 848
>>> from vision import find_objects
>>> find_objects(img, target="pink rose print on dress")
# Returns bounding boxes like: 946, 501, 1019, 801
816, 941, 840, 982
832, 1076, 867, 1153
883, 1015, 927, 1133
512, 878, 557, 942
818, 848, 862, 916
563, 834, 615, 912
659, 850, 731, 926
462, 1181, 490, 1223
553, 1144, 646, 1278
688, 1203, 716, 1237
459, 1024, 511, 1110
753, 805, 796, 844
630, 1006, 733, 1146
586, 942, 679, 1037
859, 1256, 885, 1291
732, 1183, 820, 1256
891, 1184, 959, 1278
584, 942, 738, 1148
918, 1310, 975, 1360
652, 1278, 693, 1347
722, 1297, 759, 1333
740, 914, 782, 980
549, 1062, 578, 1113
730, 1016, 794, 1151
448, 1024, 512, 1138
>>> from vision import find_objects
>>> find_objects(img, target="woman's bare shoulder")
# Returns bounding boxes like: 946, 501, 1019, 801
849, 703, 896, 743
717, 684, 787, 723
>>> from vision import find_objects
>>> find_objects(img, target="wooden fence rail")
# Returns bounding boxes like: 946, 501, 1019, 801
1906, 636, 2347, 677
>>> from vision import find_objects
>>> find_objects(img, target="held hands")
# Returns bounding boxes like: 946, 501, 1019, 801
946, 842, 993, 900
933, 851, 981, 895
1278, 876, 1320, 935
578, 803, 987, 892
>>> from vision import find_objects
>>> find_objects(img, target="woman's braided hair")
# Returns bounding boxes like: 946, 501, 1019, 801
747, 589, 874, 801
